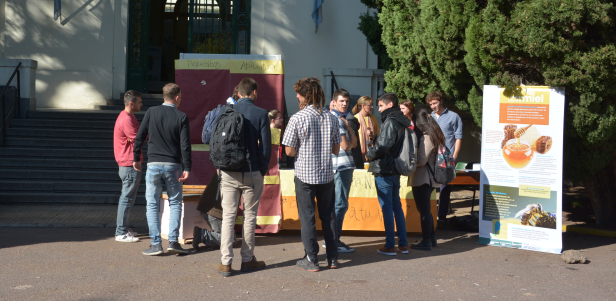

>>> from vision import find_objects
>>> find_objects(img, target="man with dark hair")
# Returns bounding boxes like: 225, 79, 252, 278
283, 77, 341, 271
133, 83, 192, 256
367, 92, 410, 256
113, 90, 143, 243
426, 91, 463, 226
216, 77, 271, 277
325, 88, 357, 253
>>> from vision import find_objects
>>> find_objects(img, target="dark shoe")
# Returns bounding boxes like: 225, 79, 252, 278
398, 245, 409, 254
241, 256, 266, 272
218, 263, 232, 277
167, 241, 189, 254
296, 257, 320, 272
327, 257, 339, 269
142, 244, 163, 256
192, 226, 202, 250
377, 245, 397, 256
411, 239, 432, 250
437, 219, 449, 230
431, 236, 438, 247
338, 241, 355, 253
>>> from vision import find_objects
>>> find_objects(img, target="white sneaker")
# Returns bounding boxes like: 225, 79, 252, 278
116, 232, 140, 242
127, 228, 139, 236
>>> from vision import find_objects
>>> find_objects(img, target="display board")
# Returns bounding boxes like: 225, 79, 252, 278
478, 86, 565, 254
280, 169, 437, 232
174, 55, 284, 186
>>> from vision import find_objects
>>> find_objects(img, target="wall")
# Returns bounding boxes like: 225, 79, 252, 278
251, 0, 378, 115
0, 0, 128, 109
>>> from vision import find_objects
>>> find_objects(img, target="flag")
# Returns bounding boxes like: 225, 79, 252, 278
312, 0, 324, 33
54, 0, 61, 21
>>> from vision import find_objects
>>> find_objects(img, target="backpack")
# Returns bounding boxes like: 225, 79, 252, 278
202, 104, 226, 144
394, 127, 418, 176
209, 105, 249, 170
426, 144, 456, 185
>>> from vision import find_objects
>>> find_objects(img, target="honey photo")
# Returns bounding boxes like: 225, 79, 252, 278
500, 124, 553, 169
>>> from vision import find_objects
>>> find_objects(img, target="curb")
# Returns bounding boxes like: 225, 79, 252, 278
563, 225, 616, 238
0, 223, 148, 228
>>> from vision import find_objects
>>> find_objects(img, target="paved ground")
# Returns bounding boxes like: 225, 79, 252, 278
0, 228, 615, 300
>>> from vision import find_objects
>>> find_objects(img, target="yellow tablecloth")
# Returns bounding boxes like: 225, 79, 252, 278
280, 169, 437, 232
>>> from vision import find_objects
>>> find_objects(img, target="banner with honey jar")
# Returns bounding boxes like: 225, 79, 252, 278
478, 86, 565, 254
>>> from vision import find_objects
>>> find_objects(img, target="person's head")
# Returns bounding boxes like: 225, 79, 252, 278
352, 96, 374, 115
163, 83, 181, 107
123, 90, 143, 114
238, 78, 258, 100
294, 77, 325, 113
377, 93, 399, 113
232, 85, 239, 101
415, 108, 446, 148
400, 100, 415, 120
426, 91, 446, 115
268, 109, 283, 129
331, 89, 350, 114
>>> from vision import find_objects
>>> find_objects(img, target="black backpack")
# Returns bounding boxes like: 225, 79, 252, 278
426, 144, 456, 185
209, 105, 249, 170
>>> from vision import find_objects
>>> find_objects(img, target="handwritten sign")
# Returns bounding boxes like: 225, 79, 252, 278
264, 175, 280, 185
191, 144, 210, 152
230, 60, 284, 74
175, 59, 230, 70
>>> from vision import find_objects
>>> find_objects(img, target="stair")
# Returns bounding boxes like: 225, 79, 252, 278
94, 93, 164, 111
0, 108, 152, 204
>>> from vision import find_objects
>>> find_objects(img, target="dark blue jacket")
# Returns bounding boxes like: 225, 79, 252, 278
227, 98, 271, 176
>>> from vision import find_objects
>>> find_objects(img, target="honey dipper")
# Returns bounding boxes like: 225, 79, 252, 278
514, 124, 533, 138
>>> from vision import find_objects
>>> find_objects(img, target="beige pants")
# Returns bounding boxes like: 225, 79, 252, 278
219, 170, 264, 265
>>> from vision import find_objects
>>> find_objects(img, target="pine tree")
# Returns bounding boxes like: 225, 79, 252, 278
380, 0, 616, 228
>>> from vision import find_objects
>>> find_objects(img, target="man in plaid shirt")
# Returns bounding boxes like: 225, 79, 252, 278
282, 77, 342, 272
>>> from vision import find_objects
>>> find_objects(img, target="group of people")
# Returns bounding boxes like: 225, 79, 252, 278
112, 76, 463, 276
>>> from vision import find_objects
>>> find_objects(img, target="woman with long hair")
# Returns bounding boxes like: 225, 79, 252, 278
268, 109, 283, 129
399, 100, 415, 130
352, 96, 380, 162
408, 109, 446, 250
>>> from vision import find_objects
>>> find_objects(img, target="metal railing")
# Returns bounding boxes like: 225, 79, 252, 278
1, 62, 22, 146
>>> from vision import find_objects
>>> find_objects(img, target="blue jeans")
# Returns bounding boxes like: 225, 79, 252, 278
334, 169, 354, 242
116, 166, 142, 236
145, 164, 183, 245
374, 175, 407, 249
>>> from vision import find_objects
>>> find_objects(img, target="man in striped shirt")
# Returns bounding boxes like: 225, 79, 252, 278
282, 77, 342, 271
326, 89, 357, 253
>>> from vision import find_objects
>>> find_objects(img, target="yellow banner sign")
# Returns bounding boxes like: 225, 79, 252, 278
191, 144, 210, 152
519, 184, 551, 199
230, 60, 284, 74
264, 175, 280, 185
499, 87, 551, 104
175, 59, 230, 70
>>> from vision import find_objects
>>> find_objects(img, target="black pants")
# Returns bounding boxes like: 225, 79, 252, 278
437, 184, 452, 220
294, 177, 338, 260
412, 184, 435, 241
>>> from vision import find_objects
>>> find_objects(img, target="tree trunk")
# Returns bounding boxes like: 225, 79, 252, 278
583, 154, 616, 229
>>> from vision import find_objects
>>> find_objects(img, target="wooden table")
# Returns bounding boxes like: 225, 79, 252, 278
450, 170, 480, 213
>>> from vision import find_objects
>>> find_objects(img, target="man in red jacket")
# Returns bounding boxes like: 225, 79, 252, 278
113, 90, 143, 242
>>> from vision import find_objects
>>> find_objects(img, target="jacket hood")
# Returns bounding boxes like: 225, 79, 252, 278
383, 109, 411, 128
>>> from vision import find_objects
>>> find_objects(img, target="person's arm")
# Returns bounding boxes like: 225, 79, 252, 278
133, 111, 150, 171
417, 136, 433, 167
178, 115, 192, 182
332, 144, 340, 155
366, 121, 394, 161
338, 117, 357, 151
453, 114, 464, 160
282, 117, 299, 157
258, 113, 272, 176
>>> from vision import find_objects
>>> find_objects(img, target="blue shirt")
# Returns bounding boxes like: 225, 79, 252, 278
431, 108, 463, 153
330, 109, 355, 172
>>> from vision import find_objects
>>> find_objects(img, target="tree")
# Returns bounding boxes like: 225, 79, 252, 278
358, 0, 392, 70
380, 0, 616, 228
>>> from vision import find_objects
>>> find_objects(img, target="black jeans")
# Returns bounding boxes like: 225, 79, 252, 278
412, 184, 435, 241
294, 177, 338, 260
437, 184, 452, 220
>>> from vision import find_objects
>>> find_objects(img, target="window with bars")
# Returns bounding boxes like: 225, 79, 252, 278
188, 0, 251, 54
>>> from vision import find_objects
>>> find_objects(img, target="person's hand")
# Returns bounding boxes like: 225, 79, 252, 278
127, 138, 133, 143
367, 127, 375, 139
179, 171, 190, 182
339, 117, 353, 133
133, 161, 141, 172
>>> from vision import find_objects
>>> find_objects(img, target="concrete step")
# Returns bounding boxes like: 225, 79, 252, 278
93, 105, 157, 111
10, 118, 117, 129
6, 137, 113, 148
0, 169, 120, 181
0, 158, 120, 170
0, 147, 114, 158
0, 192, 146, 204
7, 128, 114, 139
118, 93, 164, 100
107, 98, 164, 106
27, 110, 145, 121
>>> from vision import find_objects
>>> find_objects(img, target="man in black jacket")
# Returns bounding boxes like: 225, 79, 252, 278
133, 83, 191, 256
216, 78, 271, 277
366, 93, 410, 256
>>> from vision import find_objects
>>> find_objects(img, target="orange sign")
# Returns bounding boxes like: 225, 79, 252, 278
499, 87, 550, 125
